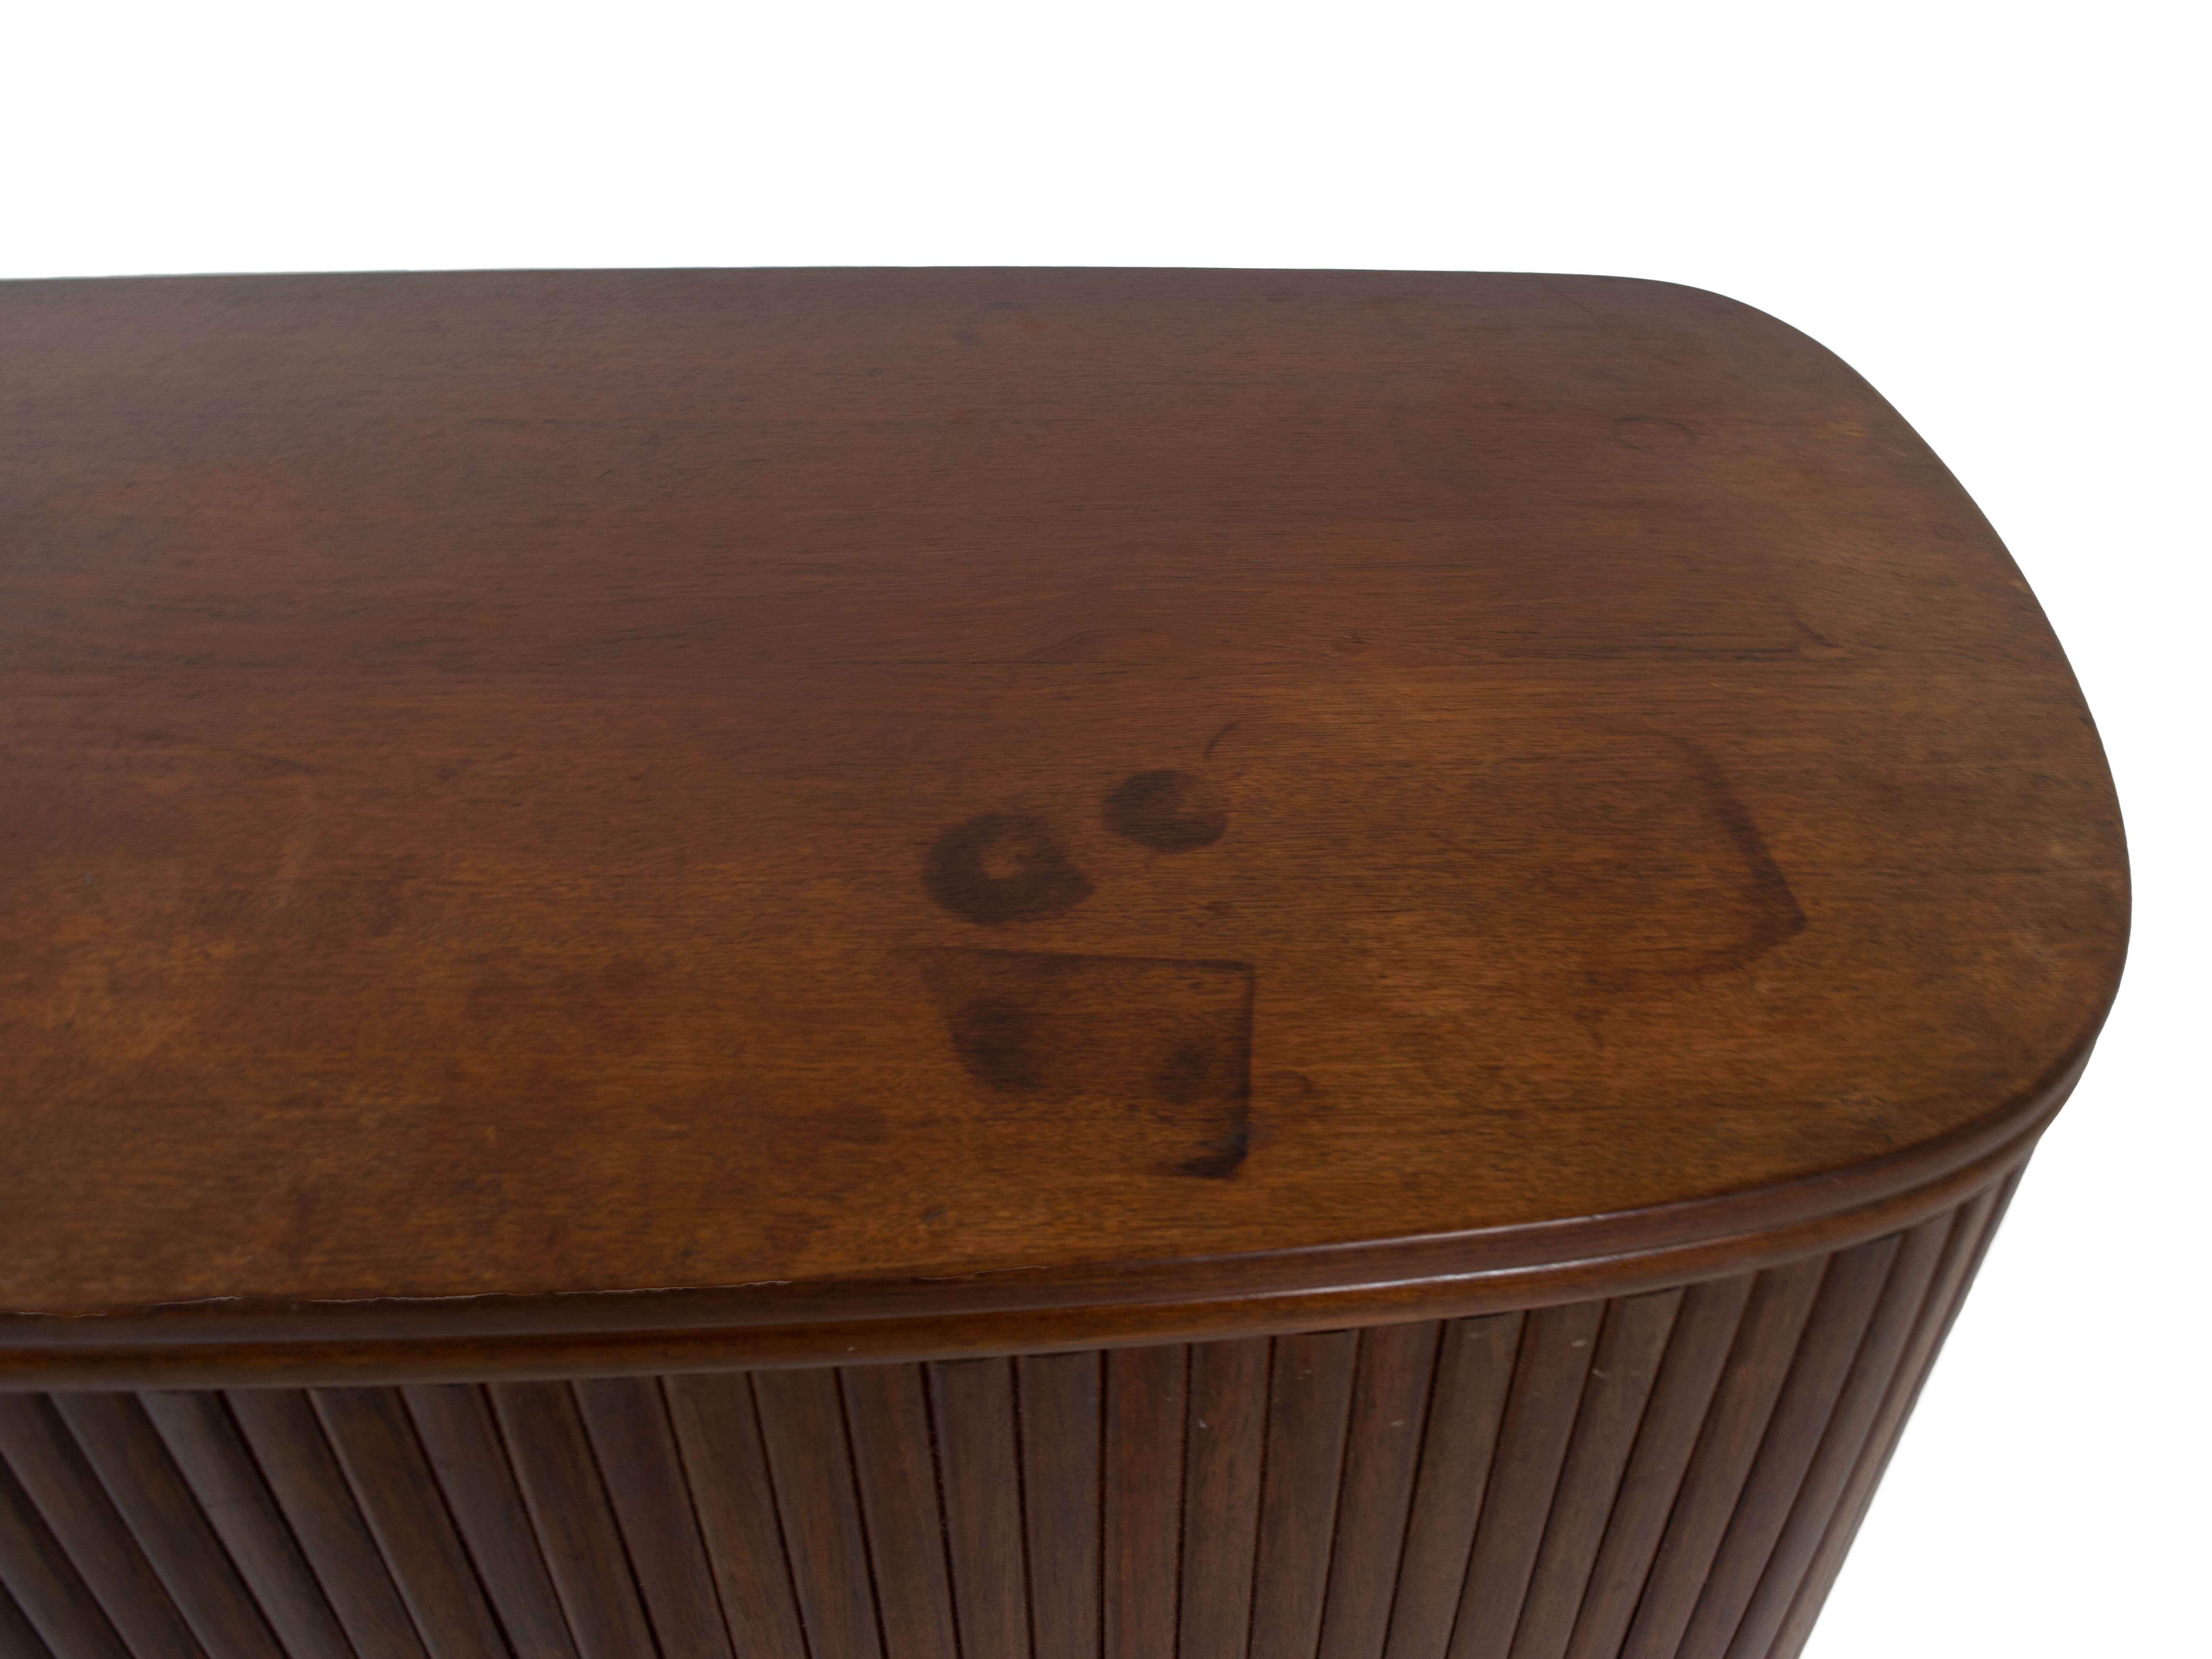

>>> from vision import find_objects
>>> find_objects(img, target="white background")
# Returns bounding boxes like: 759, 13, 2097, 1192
4, 3, 2204, 1654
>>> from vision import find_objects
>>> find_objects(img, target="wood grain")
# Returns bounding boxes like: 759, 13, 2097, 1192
573, 1378, 732, 1659
1450, 1301, 1606, 1659
1765, 1171, 2023, 1659
927, 1361, 1030, 1659
1316, 1322, 1443, 1659
0, 1577, 52, 1659
1249, 1331, 1361, 1659
839, 1364, 958, 1659
0, 1450, 132, 1659
487, 1382, 651, 1659
0, 269, 2123, 1385
0, 1177, 2037, 1659
224, 1389, 425, 1659
1014, 1354, 1099, 1659
311, 1388, 506, 1659
402, 1383, 579, 1659
1676, 1235, 1900, 1656
1505, 1292, 1682, 1659
664, 1376, 811, 1659
0, 1395, 200, 1659
1617, 1258, 1827, 1659
1177, 1338, 1269, 1659
50, 1394, 282, 1659
1716, 1216, 1950, 1659
1102, 1343, 1183, 1659
751, 1370, 883, 1659
1385, 1312, 1525, 1659
1561, 1278, 1752, 1659
0, 269, 2110, 1656
139, 1394, 353, 1659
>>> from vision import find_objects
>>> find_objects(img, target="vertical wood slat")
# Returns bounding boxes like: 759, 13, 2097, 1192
839, 1365, 958, 1659
1450, 1300, 1607, 1659
1102, 1343, 1185, 1659
574, 1377, 733, 1659
50, 1394, 283, 1659
1720, 1213, 1954, 1659
1561, 1275, 1754, 1659
312, 1389, 507, 1659
664, 1376, 811, 1659
486, 1383, 652, 1659
1618, 1255, 1829, 1659
1015, 1354, 1099, 1659
403, 1385, 579, 1659
0, 1452, 131, 1659
0, 1577, 54, 1659
1249, 1331, 1361, 1659
1506, 1291, 1684, 1659
139, 1393, 356, 1659
3, 1173, 2026, 1659
1384, 1312, 1525, 1659
1766, 1171, 2023, 1659
226, 1389, 428, 1659
752, 1368, 884, 1659
1177, 1339, 1269, 1659
1316, 1322, 1445, 1659
928, 1361, 1030, 1659
0, 1396, 201, 1659
1675, 1234, 1903, 1659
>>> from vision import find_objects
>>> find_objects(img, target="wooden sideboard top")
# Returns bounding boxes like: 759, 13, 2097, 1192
0, 270, 2124, 1381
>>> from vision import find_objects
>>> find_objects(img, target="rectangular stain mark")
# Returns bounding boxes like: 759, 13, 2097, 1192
906, 949, 1254, 1178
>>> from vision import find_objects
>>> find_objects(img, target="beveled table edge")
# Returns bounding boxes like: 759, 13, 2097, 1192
0, 1010, 2108, 1391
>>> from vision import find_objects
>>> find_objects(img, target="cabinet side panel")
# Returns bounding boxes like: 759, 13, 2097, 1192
225, 1389, 429, 1659
16, 1172, 2028, 1659
1101, 1343, 1185, 1659
403, 1384, 579, 1659
665, 1376, 812, 1659
1505, 1291, 1682, 1659
1764, 1171, 2023, 1659
142, 1392, 356, 1659
1015, 1354, 1100, 1659
574, 1377, 734, 1659
486, 1382, 654, 1659
52, 1393, 284, 1659
1315, 1321, 1444, 1659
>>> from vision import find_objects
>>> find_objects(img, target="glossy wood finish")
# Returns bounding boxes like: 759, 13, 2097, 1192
0, 269, 2122, 1386
0, 1181, 2016, 1659
0, 271, 2117, 1654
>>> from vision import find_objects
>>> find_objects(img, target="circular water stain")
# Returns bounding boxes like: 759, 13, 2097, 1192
1103, 770, 1229, 852
924, 814, 1092, 925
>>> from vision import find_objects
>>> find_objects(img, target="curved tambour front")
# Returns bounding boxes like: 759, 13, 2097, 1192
0, 1171, 2019, 1659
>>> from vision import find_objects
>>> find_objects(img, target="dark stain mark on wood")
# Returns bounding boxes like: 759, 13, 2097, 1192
924, 814, 1093, 925
1154, 1043, 1215, 1105
941, 995, 1045, 1093
1664, 734, 1809, 970
1452, 731, 1809, 993
907, 948, 1254, 1178
1177, 1120, 1251, 1180
1102, 770, 1229, 852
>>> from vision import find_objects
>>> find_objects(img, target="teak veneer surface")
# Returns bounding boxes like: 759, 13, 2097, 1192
0, 270, 2123, 1381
